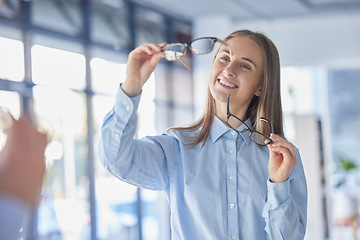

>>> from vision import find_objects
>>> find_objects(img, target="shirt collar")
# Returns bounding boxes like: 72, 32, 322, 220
210, 116, 252, 145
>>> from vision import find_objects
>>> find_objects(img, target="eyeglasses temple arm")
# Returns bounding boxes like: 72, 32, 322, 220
216, 38, 233, 61
260, 117, 274, 134
226, 95, 231, 118
178, 58, 191, 71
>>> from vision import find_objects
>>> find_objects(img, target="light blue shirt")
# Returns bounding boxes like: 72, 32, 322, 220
99, 86, 307, 240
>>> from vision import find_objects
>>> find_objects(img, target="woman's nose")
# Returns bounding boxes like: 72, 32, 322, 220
223, 63, 236, 77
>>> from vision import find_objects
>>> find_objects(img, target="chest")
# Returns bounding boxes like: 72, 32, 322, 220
178, 138, 269, 198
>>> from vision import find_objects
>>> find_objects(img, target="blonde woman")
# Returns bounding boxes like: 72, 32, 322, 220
99, 29, 307, 240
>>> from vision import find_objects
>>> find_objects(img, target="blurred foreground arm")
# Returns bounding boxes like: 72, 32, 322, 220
0, 114, 48, 239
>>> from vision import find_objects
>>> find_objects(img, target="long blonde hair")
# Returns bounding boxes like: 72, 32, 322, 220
169, 29, 284, 147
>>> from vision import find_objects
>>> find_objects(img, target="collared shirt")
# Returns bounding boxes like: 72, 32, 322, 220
99, 86, 307, 240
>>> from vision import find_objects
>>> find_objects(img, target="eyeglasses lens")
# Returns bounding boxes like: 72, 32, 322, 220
163, 43, 186, 61
250, 132, 269, 146
227, 115, 245, 131
250, 121, 272, 145
228, 114, 272, 146
190, 38, 215, 55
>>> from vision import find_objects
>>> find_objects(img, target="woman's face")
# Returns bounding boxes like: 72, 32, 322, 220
209, 36, 264, 118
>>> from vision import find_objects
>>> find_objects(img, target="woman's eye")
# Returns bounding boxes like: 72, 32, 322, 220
240, 64, 250, 70
219, 56, 230, 62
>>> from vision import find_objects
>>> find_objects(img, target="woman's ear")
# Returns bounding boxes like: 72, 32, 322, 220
255, 86, 262, 97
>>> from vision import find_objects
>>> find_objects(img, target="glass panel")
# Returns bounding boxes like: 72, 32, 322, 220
31, 45, 86, 90
172, 68, 193, 106
328, 69, 360, 182
90, 57, 126, 95
0, 36, 24, 82
136, 9, 166, 46
90, 2, 130, 50
138, 73, 156, 138
32, 0, 81, 36
141, 189, 170, 240
92, 56, 167, 239
0, 0, 20, 20
33, 86, 89, 240
93, 94, 140, 240
172, 68, 194, 127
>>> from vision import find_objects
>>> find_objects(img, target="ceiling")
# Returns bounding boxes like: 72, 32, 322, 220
129, 0, 360, 21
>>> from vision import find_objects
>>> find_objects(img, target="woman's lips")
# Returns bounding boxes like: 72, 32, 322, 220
218, 78, 238, 89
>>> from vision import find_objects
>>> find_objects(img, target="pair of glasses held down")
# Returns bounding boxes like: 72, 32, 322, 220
226, 95, 274, 146
162, 37, 232, 71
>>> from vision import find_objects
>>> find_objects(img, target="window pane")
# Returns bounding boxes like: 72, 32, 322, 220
32, 0, 81, 36
33, 86, 89, 239
91, 57, 126, 95
91, 2, 130, 49
0, 0, 20, 20
93, 95, 140, 239
141, 189, 170, 240
32, 45, 86, 90
92, 57, 167, 239
136, 9, 166, 46
0, 36, 24, 82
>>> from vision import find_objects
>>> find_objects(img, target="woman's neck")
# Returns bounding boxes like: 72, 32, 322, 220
214, 100, 247, 128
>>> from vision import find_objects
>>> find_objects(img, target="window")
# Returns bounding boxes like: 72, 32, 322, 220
0, 3, 191, 239
31, 45, 89, 239
32, 45, 86, 90
0, 36, 24, 82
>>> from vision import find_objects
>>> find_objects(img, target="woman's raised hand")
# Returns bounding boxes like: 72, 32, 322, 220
122, 43, 166, 97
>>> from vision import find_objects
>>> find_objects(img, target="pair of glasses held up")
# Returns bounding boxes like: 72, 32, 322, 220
162, 37, 232, 71
226, 95, 274, 146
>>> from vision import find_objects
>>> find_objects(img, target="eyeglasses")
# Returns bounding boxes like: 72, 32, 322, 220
162, 37, 231, 71
226, 95, 274, 146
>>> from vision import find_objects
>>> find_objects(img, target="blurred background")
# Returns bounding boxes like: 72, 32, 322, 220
0, 0, 360, 239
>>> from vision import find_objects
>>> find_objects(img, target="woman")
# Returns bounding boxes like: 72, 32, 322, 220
99, 29, 307, 239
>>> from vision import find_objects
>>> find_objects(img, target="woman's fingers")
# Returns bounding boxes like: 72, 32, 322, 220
267, 133, 297, 183
269, 134, 296, 158
132, 43, 165, 57
124, 43, 167, 97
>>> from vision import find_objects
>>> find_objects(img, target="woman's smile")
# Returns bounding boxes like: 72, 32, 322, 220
217, 77, 238, 89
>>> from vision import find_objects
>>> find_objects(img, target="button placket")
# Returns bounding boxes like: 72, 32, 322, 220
226, 131, 239, 240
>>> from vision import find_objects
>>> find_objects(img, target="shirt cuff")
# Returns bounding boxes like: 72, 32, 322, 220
114, 84, 142, 117
266, 178, 290, 209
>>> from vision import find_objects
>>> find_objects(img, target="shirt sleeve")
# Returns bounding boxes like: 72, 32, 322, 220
262, 148, 307, 240
0, 193, 28, 240
98, 85, 177, 191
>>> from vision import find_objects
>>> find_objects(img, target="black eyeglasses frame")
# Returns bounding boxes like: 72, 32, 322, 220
226, 95, 274, 146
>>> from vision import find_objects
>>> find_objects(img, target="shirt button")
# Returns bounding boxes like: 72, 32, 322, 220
125, 105, 131, 112
229, 149, 234, 154
232, 234, 237, 239
231, 131, 236, 135
230, 203, 235, 209
229, 176, 235, 180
